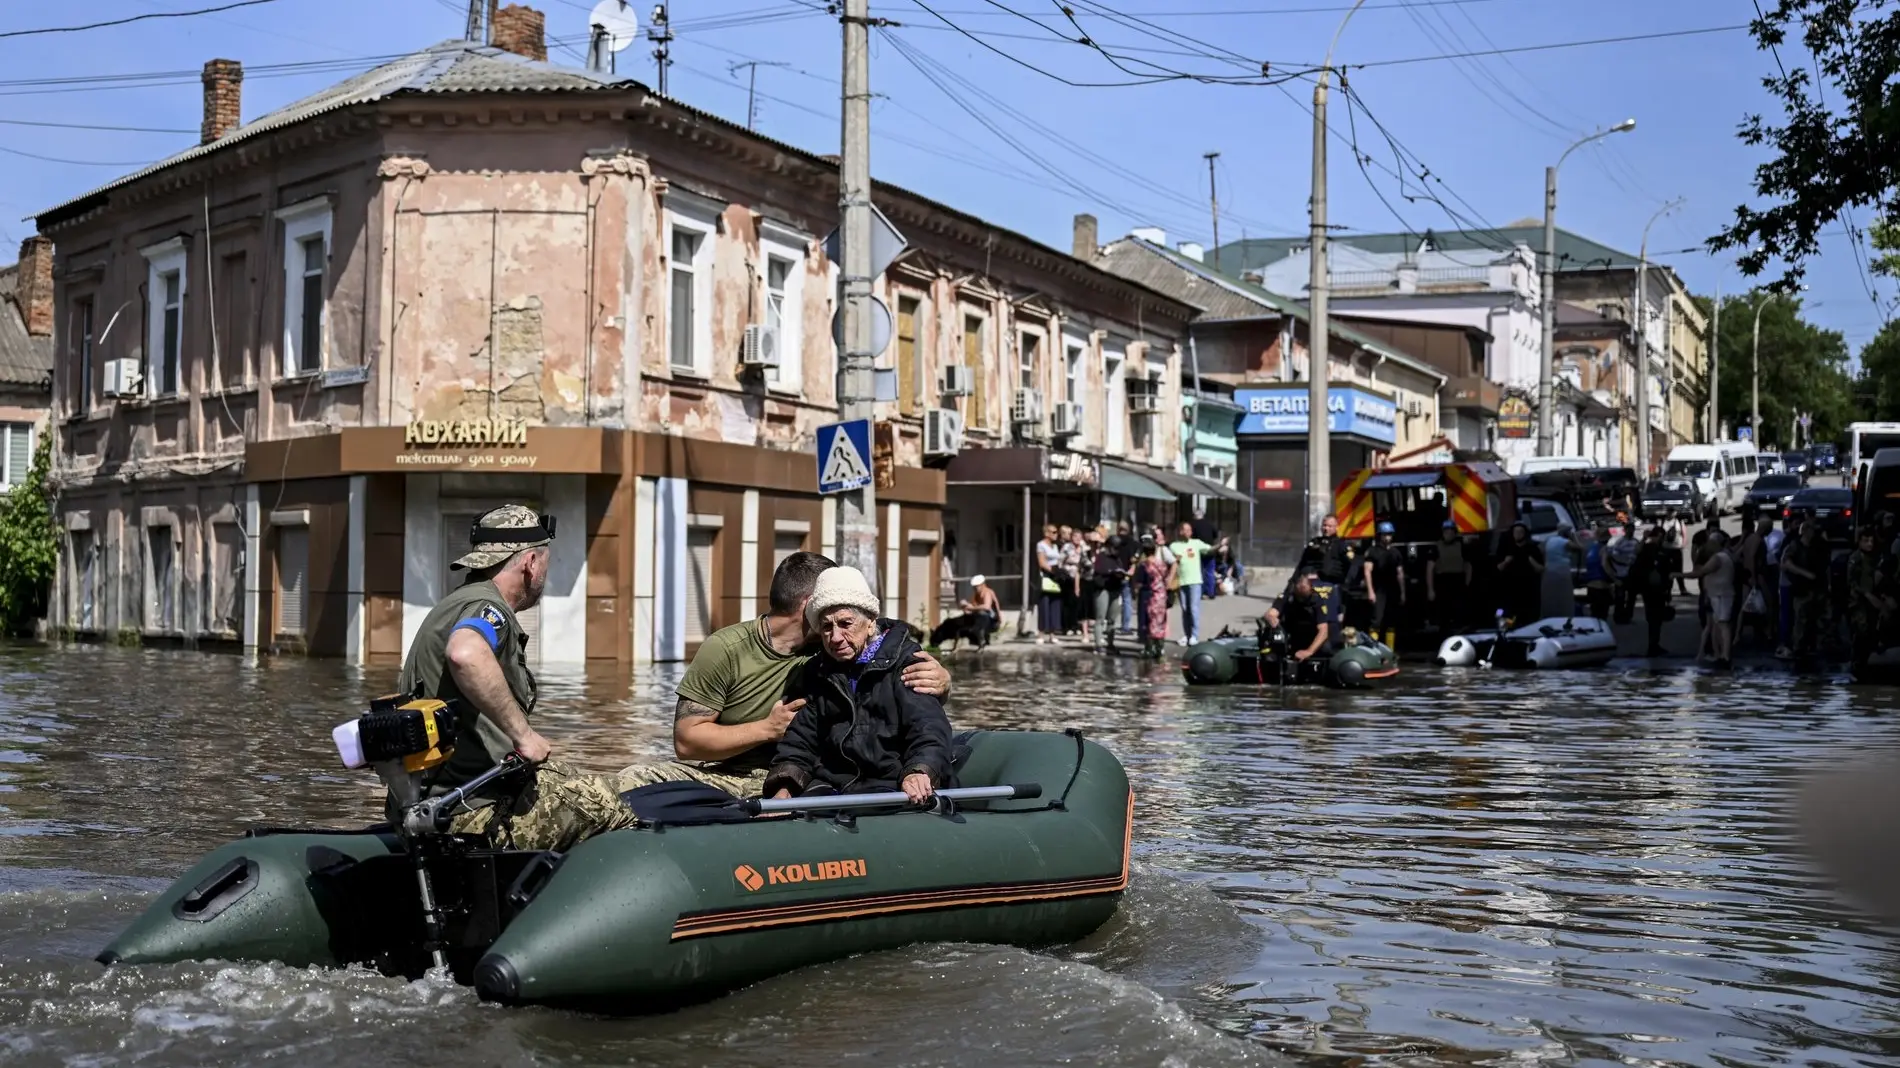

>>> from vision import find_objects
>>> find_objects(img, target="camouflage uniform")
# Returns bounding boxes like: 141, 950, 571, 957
398, 504, 634, 853
615, 762, 768, 798
1847, 546, 1887, 669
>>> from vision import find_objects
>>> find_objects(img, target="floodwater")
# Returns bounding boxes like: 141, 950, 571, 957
3, 643, 1899, 1067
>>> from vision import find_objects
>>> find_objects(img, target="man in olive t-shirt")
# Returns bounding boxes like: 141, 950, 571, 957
616, 551, 950, 797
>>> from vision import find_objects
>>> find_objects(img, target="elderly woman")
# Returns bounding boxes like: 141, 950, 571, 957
763, 567, 955, 803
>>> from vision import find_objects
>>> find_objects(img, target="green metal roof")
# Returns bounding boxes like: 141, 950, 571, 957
1212, 225, 1643, 276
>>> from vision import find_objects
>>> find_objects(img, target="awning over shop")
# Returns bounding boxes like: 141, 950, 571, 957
1099, 463, 1175, 501
1140, 466, 1253, 503
1363, 471, 1446, 490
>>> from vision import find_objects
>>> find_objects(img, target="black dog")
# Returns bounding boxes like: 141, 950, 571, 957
930, 611, 994, 653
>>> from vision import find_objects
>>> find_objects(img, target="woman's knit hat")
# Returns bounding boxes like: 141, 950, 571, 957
805, 566, 881, 625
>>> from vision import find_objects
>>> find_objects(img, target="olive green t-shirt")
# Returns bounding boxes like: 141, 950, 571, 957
677, 617, 811, 772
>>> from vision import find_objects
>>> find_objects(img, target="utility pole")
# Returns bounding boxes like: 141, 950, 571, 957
465, 0, 483, 41
485, 0, 497, 44
1710, 282, 1720, 440
648, 3, 673, 96
1204, 150, 1221, 273
838, 0, 879, 589
1635, 198, 1682, 476
1308, 1, 1368, 533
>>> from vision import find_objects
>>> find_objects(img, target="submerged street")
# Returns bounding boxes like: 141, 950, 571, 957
2, 645, 1897, 1067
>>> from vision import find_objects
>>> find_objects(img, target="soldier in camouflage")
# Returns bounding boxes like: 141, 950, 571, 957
398, 504, 634, 851
1846, 527, 1895, 672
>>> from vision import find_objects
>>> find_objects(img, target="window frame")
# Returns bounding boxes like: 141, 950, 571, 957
961, 310, 990, 428
145, 522, 178, 633
276, 199, 332, 380
665, 197, 720, 377
0, 422, 33, 490
759, 219, 808, 394
141, 237, 188, 400
1103, 346, 1126, 454
895, 292, 923, 416
71, 297, 94, 416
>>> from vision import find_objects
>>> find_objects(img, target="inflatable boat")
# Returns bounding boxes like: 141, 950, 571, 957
99, 710, 1132, 1011
1434, 613, 1618, 669
1181, 626, 1398, 689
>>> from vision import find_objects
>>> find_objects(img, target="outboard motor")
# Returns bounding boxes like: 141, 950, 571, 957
333, 695, 528, 968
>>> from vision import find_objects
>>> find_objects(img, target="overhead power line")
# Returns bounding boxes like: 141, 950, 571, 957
1353, 24, 1748, 68
0, 117, 195, 133
0, 0, 285, 40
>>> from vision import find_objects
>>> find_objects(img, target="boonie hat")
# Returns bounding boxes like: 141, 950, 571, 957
450, 504, 555, 571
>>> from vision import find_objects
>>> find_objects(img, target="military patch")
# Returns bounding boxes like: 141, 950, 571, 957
475, 603, 508, 631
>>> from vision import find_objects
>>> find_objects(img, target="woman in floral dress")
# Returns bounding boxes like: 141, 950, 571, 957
1134, 533, 1172, 658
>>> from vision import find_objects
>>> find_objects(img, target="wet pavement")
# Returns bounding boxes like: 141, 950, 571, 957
3, 642, 1899, 1066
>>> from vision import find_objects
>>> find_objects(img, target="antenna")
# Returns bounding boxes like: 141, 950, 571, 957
586, 0, 639, 73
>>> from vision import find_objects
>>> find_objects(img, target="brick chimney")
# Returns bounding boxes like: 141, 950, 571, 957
15, 236, 53, 338
492, 5, 548, 61
201, 59, 243, 145
1072, 213, 1098, 260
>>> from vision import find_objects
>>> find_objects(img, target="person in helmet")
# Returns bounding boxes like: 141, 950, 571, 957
1361, 519, 1407, 649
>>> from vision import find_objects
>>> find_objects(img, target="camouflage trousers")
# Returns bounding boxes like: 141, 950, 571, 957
615, 760, 768, 799
445, 760, 637, 852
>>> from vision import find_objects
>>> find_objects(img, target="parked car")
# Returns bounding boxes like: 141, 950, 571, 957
1783, 449, 1812, 478
1785, 486, 1855, 544
1759, 451, 1785, 475
1640, 478, 1704, 521
1744, 473, 1806, 514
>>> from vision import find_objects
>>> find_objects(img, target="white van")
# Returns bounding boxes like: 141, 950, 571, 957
1516, 455, 1593, 476
1662, 442, 1760, 516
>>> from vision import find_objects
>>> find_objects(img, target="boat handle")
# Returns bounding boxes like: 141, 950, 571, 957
172, 857, 259, 922
746, 783, 1042, 815
504, 850, 566, 914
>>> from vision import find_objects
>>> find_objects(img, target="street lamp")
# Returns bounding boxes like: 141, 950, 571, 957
1306, 0, 1369, 532
1538, 118, 1637, 457
1751, 286, 1805, 447
1635, 197, 1684, 476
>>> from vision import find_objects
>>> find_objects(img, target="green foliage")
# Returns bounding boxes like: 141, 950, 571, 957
0, 432, 56, 634
1713, 1, 1900, 286
1691, 290, 1855, 447
1856, 318, 1900, 420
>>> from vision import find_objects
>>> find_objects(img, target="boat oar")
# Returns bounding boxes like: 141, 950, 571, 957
1478, 608, 1507, 670
746, 783, 1041, 816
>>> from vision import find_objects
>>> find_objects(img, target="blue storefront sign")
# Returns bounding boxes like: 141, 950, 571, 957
1234, 386, 1398, 445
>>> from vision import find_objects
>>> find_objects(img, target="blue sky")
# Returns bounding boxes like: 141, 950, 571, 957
2, 0, 1889, 352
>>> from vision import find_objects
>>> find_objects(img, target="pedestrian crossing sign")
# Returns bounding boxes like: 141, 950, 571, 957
816, 419, 874, 495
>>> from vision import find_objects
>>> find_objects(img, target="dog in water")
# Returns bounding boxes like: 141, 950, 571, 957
930, 611, 995, 653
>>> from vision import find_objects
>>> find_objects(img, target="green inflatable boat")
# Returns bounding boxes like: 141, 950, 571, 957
1180, 625, 1398, 689
100, 725, 1132, 1011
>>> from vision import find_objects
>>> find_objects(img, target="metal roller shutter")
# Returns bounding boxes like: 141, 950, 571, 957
685, 527, 716, 643
278, 528, 308, 636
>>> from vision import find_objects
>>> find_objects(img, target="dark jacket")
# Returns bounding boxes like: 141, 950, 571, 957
763, 620, 956, 796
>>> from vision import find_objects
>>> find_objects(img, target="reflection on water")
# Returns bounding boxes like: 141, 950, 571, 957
3, 642, 1900, 1066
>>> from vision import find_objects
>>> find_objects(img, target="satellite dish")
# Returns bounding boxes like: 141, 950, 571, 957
589, 0, 640, 52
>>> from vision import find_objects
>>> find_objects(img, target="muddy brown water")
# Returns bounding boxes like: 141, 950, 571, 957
2, 643, 1898, 1066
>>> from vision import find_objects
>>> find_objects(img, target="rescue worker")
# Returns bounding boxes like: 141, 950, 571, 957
1263, 570, 1341, 668
1295, 514, 1355, 587
397, 505, 634, 852
1846, 528, 1894, 671
1783, 517, 1834, 661
1362, 520, 1406, 649
1425, 520, 1470, 634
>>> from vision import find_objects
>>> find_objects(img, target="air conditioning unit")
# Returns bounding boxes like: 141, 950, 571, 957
740, 323, 780, 368
1011, 388, 1043, 425
1128, 390, 1161, 415
1049, 401, 1081, 437
923, 407, 965, 458
1405, 399, 1424, 417
938, 364, 974, 397
103, 358, 142, 397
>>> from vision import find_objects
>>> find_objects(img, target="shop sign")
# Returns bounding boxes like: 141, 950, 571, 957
1256, 478, 1292, 491
1234, 386, 1397, 446
1496, 395, 1534, 439
403, 417, 530, 447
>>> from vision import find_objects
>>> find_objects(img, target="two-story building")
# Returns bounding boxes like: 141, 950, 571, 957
0, 238, 53, 498
1092, 228, 1446, 564
33, 10, 1199, 660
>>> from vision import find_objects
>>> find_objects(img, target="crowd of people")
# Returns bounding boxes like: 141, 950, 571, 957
1028, 515, 1242, 656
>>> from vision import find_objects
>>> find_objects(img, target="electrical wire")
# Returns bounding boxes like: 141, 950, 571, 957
0, 143, 156, 166
0, 0, 285, 39
1353, 24, 1748, 69
0, 117, 195, 133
